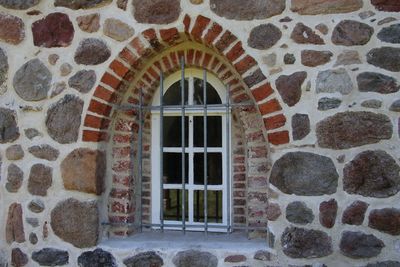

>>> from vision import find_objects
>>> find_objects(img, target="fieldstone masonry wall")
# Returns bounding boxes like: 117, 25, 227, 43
0, 0, 399, 266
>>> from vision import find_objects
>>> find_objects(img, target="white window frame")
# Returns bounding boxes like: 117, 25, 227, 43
151, 68, 231, 232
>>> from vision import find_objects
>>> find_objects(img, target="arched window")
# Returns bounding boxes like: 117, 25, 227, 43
151, 68, 231, 232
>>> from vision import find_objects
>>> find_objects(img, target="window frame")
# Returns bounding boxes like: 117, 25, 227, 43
150, 68, 232, 232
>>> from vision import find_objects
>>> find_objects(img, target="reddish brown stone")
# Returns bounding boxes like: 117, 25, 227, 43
275, 71, 307, 107
248, 23, 282, 50
342, 201, 369, 225
292, 113, 310, 140
301, 50, 333, 67
76, 13, 100, 33
291, 23, 324, 44
28, 164, 52, 196
332, 20, 374, 46
266, 203, 281, 221
371, 0, 400, 12
319, 199, 338, 228
55, 0, 111, 9
32, 12, 74, 48
74, 38, 110, 65
369, 208, 400, 235
12, 248, 28, 267
224, 254, 246, 263
61, 148, 106, 195
340, 231, 384, 259
291, 0, 363, 14
6, 203, 25, 244
0, 12, 24, 44
117, 0, 127, 10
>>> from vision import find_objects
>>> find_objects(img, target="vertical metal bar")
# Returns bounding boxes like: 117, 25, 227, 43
203, 68, 208, 235
180, 56, 186, 234
138, 87, 143, 232
159, 71, 164, 232
226, 84, 231, 233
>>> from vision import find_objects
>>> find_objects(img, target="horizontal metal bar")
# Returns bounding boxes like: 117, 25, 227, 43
114, 102, 255, 111
102, 222, 267, 231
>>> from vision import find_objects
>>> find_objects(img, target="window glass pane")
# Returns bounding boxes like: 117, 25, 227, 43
163, 116, 188, 147
163, 80, 189, 105
194, 153, 222, 185
163, 153, 188, 184
193, 116, 222, 147
163, 189, 188, 221
193, 190, 223, 223
193, 78, 222, 105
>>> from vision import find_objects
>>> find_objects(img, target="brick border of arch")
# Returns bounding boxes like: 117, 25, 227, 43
82, 14, 290, 146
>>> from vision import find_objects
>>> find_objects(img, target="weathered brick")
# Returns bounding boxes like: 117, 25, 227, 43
204, 23, 223, 45
251, 83, 273, 101
226, 41, 244, 62
264, 114, 286, 130
191, 15, 211, 41
110, 60, 129, 78
215, 31, 237, 52
234, 55, 257, 75
258, 98, 282, 115
160, 27, 180, 45
84, 114, 110, 129
88, 99, 112, 116
82, 130, 109, 142
268, 131, 289, 145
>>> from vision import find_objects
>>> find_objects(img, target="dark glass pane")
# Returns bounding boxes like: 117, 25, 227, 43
194, 153, 222, 185
163, 189, 188, 221
193, 190, 222, 223
193, 116, 222, 147
163, 153, 188, 184
193, 78, 222, 105
163, 116, 189, 147
163, 80, 189, 105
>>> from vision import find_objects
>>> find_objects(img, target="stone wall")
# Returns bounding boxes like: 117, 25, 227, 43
0, 0, 399, 266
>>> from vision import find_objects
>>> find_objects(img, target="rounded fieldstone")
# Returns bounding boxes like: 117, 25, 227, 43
359, 10, 375, 19
357, 72, 399, 94
340, 231, 384, 259
390, 100, 400, 112
270, 152, 338, 196
266, 203, 281, 221
284, 53, 295, 64
342, 201, 369, 225
123, 251, 164, 267
132, 0, 181, 24
103, 18, 134, 42
316, 112, 392, 149
32, 248, 69, 266
332, 20, 374, 46
210, 0, 285, 20
369, 208, 400, 235
224, 254, 246, 263
60, 63, 72, 76
0, 0, 40, 9
335, 50, 361, 66
0, 47, 8, 88
0, 108, 19, 143
0, 12, 25, 44
68, 70, 96, 93
13, 58, 52, 101
291, 23, 324, 45
253, 250, 271, 261
29, 232, 38, 244
76, 13, 100, 33
74, 38, 110, 65
190, 0, 203, 4
48, 54, 59, 65
6, 163, 23, 192
281, 227, 332, 258
28, 144, 59, 161
316, 68, 353, 95
343, 150, 400, 198
28, 164, 52, 196
361, 99, 382, 109
318, 97, 341, 111
6, 203, 25, 244
365, 261, 400, 267
26, 217, 38, 227
50, 81, 66, 98
275, 71, 307, 107
367, 47, 400, 72
292, 113, 310, 140
78, 248, 117, 267
5, 144, 24, 160
24, 128, 40, 139
301, 50, 333, 67
291, 0, 363, 15
46, 94, 84, 144
173, 250, 217, 267
378, 24, 400, 43
117, 0, 127, 9
28, 199, 45, 213
286, 201, 314, 224
319, 199, 337, 228
54, 0, 111, 9
32, 12, 74, 48
11, 248, 28, 267
248, 24, 282, 50
51, 198, 99, 248
371, 0, 400, 12
61, 148, 106, 195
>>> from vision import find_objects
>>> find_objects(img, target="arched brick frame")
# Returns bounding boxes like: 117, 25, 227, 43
81, 15, 289, 237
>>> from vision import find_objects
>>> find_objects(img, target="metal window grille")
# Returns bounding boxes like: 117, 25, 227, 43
105, 57, 270, 238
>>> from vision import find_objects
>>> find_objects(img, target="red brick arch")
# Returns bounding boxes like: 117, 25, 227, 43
81, 14, 290, 146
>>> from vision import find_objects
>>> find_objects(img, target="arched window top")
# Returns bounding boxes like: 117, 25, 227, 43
152, 68, 226, 107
